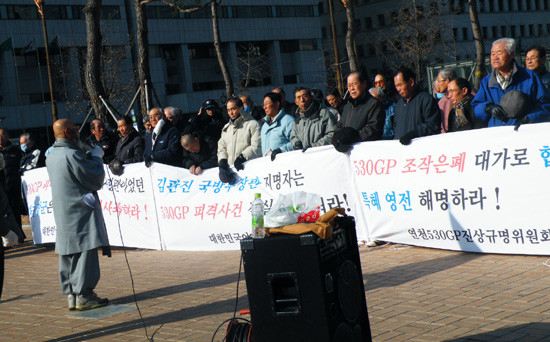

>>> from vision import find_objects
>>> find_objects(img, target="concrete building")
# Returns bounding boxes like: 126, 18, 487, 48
0, 0, 326, 137
320, 0, 550, 87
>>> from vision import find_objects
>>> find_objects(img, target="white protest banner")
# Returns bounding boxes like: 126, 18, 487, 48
21, 167, 56, 244
152, 145, 358, 251
98, 164, 161, 250
350, 123, 550, 255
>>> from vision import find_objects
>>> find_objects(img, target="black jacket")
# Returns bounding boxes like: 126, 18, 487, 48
144, 120, 183, 167
182, 135, 218, 170
115, 130, 144, 164
340, 93, 386, 141
393, 89, 441, 140
20, 146, 45, 173
84, 133, 118, 163
0, 142, 21, 193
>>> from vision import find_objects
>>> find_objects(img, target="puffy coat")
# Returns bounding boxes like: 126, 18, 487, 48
46, 138, 109, 255
144, 119, 183, 167
290, 101, 337, 149
340, 93, 386, 141
260, 110, 294, 155
472, 64, 550, 127
114, 130, 144, 164
218, 115, 261, 165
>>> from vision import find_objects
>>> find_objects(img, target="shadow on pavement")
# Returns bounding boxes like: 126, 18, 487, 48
443, 322, 550, 341
115, 272, 240, 304
4, 244, 53, 260
0, 292, 45, 304
43, 295, 249, 342
363, 252, 481, 291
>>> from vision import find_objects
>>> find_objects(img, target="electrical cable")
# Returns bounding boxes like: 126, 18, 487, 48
105, 166, 163, 342
211, 252, 252, 342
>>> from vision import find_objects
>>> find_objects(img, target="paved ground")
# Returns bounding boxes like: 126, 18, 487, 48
2, 226, 550, 341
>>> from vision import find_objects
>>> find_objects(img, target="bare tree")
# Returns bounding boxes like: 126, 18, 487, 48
236, 42, 271, 92
83, 0, 108, 121
341, 0, 358, 72
373, 0, 452, 85
468, 0, 487, 91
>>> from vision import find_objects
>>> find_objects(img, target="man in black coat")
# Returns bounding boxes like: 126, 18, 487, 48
144, 108, 182, 167
114, 116, 144, 164
339, 70, 386, 142
181, 133, 218, 175
0, 128, 26, 242
84, 119, 118, 163
393, 67, 441, 145
19, 133, 45, 173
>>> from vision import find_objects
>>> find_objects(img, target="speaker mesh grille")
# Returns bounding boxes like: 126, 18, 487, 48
338, 260, 362, 322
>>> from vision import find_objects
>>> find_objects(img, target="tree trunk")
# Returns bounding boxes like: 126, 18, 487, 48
344, 1, 358, 72
134, 0, 152, 114
211, 1, 233, 98
468, 0, 487, 91
83, 0, 107, 121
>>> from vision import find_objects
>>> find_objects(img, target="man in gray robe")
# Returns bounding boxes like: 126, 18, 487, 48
46, 119, 110, 311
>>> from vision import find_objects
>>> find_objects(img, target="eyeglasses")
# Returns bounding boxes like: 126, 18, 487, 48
447, 88, 461, 93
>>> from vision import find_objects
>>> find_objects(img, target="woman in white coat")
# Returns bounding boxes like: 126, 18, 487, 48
217, 97, 262, 173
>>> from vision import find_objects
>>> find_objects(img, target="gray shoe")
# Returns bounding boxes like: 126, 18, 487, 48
68, 293, 76, 311
75, 291, 109, 311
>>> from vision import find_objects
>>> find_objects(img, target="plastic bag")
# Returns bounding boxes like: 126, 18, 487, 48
265, 191, 322, 228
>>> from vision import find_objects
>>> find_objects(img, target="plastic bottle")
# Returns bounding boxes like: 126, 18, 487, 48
251, 193, 265, 238
131, 109, 139, 132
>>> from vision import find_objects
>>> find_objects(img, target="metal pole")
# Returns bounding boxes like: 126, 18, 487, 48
98, 95, 119, 123
144, 80, 150, 113
328, 0, 343, 95
79, 107, 94, 134
36, 0, 58, 122
123, 86, 142, 117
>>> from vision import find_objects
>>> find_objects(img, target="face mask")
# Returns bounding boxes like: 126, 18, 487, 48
243, 105, 251, 112
436, 92, 445, 99
20, 143, 28, 152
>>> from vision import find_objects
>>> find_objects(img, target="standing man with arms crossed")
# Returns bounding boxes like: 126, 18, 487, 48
46, 119, 110, 311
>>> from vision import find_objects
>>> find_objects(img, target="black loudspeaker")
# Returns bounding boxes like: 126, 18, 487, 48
241, 216, 371, 342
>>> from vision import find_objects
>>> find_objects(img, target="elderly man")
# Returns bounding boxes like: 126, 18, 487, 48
326, 88, 346, 119
473, 38, 550, 127
108, 116, 145, 176
20, 133, 45, 173
447, 78, 487, 132
435, 68, 458, 132
272, 87, 298, 117
164, 106, 186, 133
0, 128, 25, 243
84, 119, 117, 163
290, 87, 337, 151
525, 46, 550, 89
393, 67, 441, 145
239, 95, 264, 121
144, 108, 182, 167
46, 119, 110, 311
181, 133, 218, 175
339, 70, 386, 145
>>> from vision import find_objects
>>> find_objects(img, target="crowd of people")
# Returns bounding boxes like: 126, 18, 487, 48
2, 37, 550, 248
2, 35, 550, 308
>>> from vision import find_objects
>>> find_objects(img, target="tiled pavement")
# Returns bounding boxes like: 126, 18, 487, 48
2, 227, 550, 341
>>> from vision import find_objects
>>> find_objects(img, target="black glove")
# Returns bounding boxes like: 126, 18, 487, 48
485, 104, 508, 122
108, 158, 124, 176
270, 148, 282, 161
218, 159, 237, 184
234, 154, 246, 171
144, 154, 153, 168
514, 116, 532, 131
399, 131, 418, 146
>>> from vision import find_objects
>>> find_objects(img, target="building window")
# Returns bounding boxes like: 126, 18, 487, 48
391, 11, 398, 24
188, 44, 216, 59
452, 28, 458, 41
7, 5, 39, 19
516, 0, 522, 10
357, 45, 365, 58
44, 5, 67, 19
146, 6, 179, 19
283, 74, 299, 84
520, 25, 525, 37
101, 6, 121, 20
233, 6, 272, 18
526, 0, 532, 10
500, 26, 506, 37
510, 25, 516, 37
321, 27, 327, 39
462, 27, 468, 41
377, 14, 385, 27
482, 27, 488, 39
529, 24, 534, 36
365, 17, 372, 30
279, 39, 318, 53
489, 0, 495, 11
538, 24, 543, 36
507, 0, 514, 11
492, 26, 498, 38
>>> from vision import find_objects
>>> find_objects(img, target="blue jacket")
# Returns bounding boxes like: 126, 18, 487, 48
144, 119, 183, 167
260, 110, 294, 155
472, 64, 550, 126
